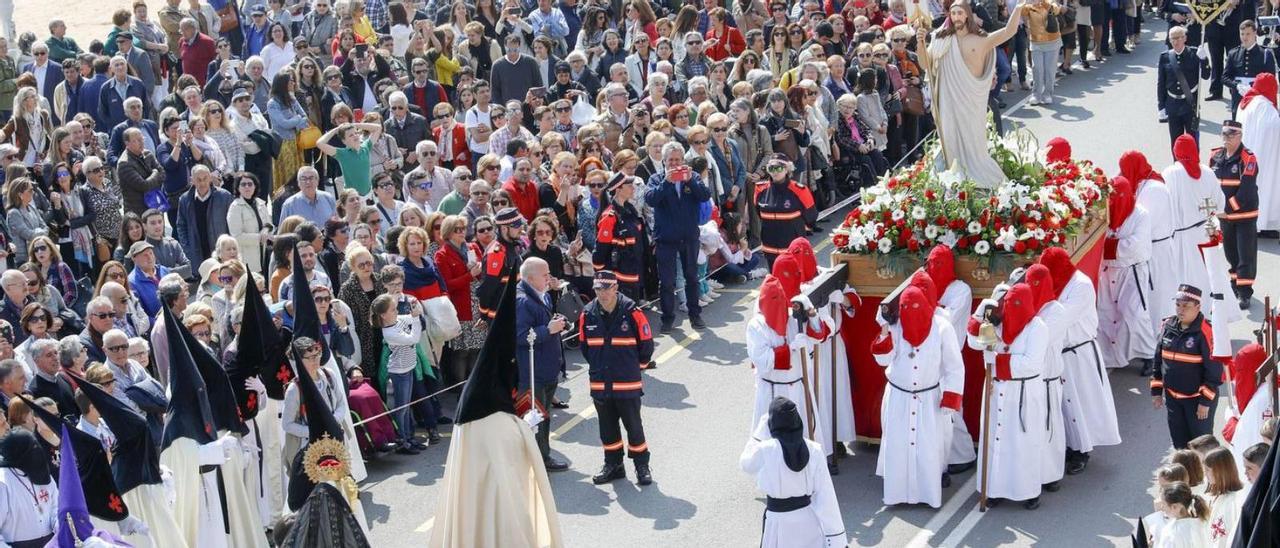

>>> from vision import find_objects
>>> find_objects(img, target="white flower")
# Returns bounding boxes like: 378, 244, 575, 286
877, 237, 893, 253
967, 221, 983, 234
1028, 209, 1043, 221
925, 225, 940, 240
937, 169, 964, 190
994, 226, 1019, 250
974, 240, 991, 255
850, 231, 868, 250
939, 230, 959, 248
1032, 228, 1047, 241
891, 209, 906, 222
911, 205, 927, 220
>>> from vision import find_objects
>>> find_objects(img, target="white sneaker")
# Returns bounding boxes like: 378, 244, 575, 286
705, 290, 721, 299
1029, 97, 1042, 106
698, 297, 713, 307
708, 280, 725, 290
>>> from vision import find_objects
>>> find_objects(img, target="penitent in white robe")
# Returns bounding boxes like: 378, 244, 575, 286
1058, 271, 1122, 453
1137, 178, 1178, 334
1240, 95, 1280, 230
1163, 161, 1223, 296
872, 317, 964, 507
1098, 205, 1158, 368
220, 429, 269, 548
813, 304, 856, 456
1231, 378, 1274, 473
160, 438, 231, 548
258, 397, 286, 525
741, 417, 846, 548
937, 280, 977, 466
926, 33, 1006, 189
967, 316, 1048, 502
119, 478, 189, 548
746, 315, 826, 445
1202, 239, 1244, 328
1034, 299, 1069, 486
0, 468, 57, 545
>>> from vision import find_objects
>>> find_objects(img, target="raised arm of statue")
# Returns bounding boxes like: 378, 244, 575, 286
984, 2, 1025, 50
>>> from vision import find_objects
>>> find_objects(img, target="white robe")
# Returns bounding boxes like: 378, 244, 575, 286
1098, 205, 1158, 368
119, 479, 189, 548
1035, 300, 1069, 486
926, 33, 1006, 189
1240, 96, 1280, 230
0, 469, 57, 545
872, 317, 964, 507
938, 280, 977, 465
1137, 178, 1178, 333
1058, 271, 1122, 452
1231, 378, 1274, 473
258, 397, 286, 524
1202, 240, 1244, 328
813, 304, 856, 456
1207, 489, 1244, 548
1155, 517, 1209, 548
746, 315, 825, 445
219, 429, 269, 548
1162, 161, 1223, 296
740, 417, 845, 548
967, 317, 1048, 502
159, 438, 230, 548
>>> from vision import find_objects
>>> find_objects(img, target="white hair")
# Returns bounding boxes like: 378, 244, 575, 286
520, 256, 548, 280
661, 141, 686, 161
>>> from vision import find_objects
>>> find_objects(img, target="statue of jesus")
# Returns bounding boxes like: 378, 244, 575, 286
918, 0, 1026, 190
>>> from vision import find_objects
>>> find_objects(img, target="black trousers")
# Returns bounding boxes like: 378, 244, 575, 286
1165, 395, 1214, 449
594, 397, 649, 465
1207, 36, 1236, 97
656, 238, 701, 325
1222, 218, 1258, 299
1166, 112, 1199, 149
534, 383, 558, 460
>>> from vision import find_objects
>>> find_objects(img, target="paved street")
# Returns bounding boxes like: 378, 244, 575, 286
359, 22, 1269, 547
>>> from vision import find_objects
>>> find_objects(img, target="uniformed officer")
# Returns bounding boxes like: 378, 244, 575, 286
579, 271, 656, 486
1201, 0, 1254, 100
1223, 20, 1278, 118
1151, 284, 1224, 449
594, 173, 649, 301
1210, 120, 1259, 309
477, 207, 526, 320
1158, 26, 1212, 148
754, 154, 817, 265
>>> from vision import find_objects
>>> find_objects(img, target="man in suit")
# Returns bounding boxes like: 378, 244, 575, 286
22, 43, 64, 124
175, 165, 233, 266
1202, 0, 1254, 100
515, 256, 570, 471
384, 91, 429, 166
98, 56, 151, 132
1223, 19, 1277, 119
644, 141, 711, 333
1158, 25, 1212, 148
114, 32, 158, 108
108, 97, 160, 164
340, 47, 393, 115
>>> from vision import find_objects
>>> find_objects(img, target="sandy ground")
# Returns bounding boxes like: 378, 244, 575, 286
14, 1, 141, 49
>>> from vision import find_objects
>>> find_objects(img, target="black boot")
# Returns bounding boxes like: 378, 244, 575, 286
635, 464, 653, 486
942, 473, 952, 488
1024, 497, 1041, 510
1043, 481, 1061, 492
834, 443, 849, 458
592, 462, 626, 484
947, 460, 977, 474
1140, 360, 1154, 377
828, 455, 839, 476
1065, 451, 1088, 475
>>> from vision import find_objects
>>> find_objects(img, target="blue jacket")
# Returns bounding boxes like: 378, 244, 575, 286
643, 171, 711, 243
156, 140, 196, 195
515, 281, 563, 389
175, 187, 234, 265
80, 74, 109, 129
709, 140, 747, 202
108, 119, 160, 165
97, 76, 151, 132
579, 294, 653, 399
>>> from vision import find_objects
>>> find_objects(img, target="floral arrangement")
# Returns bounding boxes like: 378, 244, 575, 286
831, 129, 1110, 262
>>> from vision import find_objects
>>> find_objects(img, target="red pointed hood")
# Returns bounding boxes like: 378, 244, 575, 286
900, 286, 934, 347
758, 275, 790, 337
1025, 263, 1055, 311
924, 244, 956, 297
909, 270, 938, 310
1230, 342, 1265, 412
1118, 150, 1163, 188
1001, 283, 1036, 345
1045, 137, 1072, 164
1108, 176, 1136, 231
787, 238, 818, 282
1038, 247, 1075, 298
771, 253, 804, 299
1240, 72, 1278, 111
1173, 134, 1202, 179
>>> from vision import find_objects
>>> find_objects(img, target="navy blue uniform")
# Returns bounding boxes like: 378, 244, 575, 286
593, 201, 648, 301
1211, 145, 1259, 300
1151, 313, 1223, 448
754, 179, 817, 262
1222, 45, 1277, 117
1157, 46, 1211, 147
478, 238, 521, 320
579, 294, 655, 465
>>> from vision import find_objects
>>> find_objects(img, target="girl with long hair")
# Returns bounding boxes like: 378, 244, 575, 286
266, 69, 309, 191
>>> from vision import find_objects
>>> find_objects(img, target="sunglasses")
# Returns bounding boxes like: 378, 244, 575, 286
314, 295, 332, 303
239, 180, 256, 187
588, 182, 606, 189
690, 139, 708, 145
106, 344, 129, 352
476, 226, 494, 233
93, 311, 118, 319
391, 105, 407, 111
893, 38, 909, 43
555, 107, 572, 112
33, 246, 48, 253
767, 164, 787, 172
56, 170, 70, 178
712, 127, 728, 133
356, 260, 374, 268
218, 275, 234, 283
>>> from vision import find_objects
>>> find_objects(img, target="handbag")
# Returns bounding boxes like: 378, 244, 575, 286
95, 238, 112, 263
144, 188, 170, 212
1044, 6, 1060, 34
297, 125, 322, 150
902, 85, 926, 116
555, 287, 585, 324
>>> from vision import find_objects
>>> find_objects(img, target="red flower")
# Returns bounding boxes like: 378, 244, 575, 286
1014, 241, 1027, 254
1027, 238, 1041, 250
934, 215, 946, 226
925, 189, 937, 200
907, 239, 920, 252
833, 234, 849, 248
956, 237, 970, 249
887, 178, 898, 189
895, 219, 906, 229
949, 219, 965, 230
957, 191, 967, 200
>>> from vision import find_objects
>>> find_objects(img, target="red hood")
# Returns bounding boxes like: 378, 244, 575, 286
1025, 263, 1055, 311
909, 270, 938, 310
1038, 247, 1076, 298
1118, 150, 1163, 188
1173, 134, 1202, 179
787, 238, 818, 282
1230, 342, 1266, 412
900, 286, 934, 347
758, 275, 790, 337
1108, 176, 1136, 231
1045, 137, 1072, 164
924, 245, 956, 298
771, 253, 804, 299
1241, 72, 1278, 111
1002, 283, 1036, 345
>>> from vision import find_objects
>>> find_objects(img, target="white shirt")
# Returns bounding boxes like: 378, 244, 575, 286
31, 61, 49, 97
0, 468, 58, 544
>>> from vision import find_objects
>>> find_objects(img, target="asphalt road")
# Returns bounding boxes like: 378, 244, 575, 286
358, 19, 1268, 547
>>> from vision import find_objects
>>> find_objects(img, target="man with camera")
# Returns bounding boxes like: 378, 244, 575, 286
516, 256, 571, 472
644, 142, 711, 333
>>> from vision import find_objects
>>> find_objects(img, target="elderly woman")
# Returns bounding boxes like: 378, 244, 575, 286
14, 303, 56, 373
1, 87, 54, 167
6, 178, 48, 265
397, 226, 447, 301
58, 335, 88, 377
433, 215, 483, 384
337, 244, 386, 381
226, 172, 273, 276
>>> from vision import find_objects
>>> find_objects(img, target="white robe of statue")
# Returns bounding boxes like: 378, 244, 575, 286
926, 32, 1007, 189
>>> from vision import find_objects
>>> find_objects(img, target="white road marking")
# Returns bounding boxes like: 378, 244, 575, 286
903, 474, 978, 548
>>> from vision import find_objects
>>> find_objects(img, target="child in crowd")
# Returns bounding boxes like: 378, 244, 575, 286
1168, 449, 1206, 495
379, 264, 445, 443
1154, 482, 1210, 548
1202, 447, 1245, 548
709, 211, 766, 284
1143, 463, 1190, 543
1242, 443, 1269, 484
373, 292, 428, 455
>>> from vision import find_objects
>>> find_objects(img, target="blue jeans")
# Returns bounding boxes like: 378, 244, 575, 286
711, 254, 762, 282
657, 238, 701, 325
994, 49, 1011, 100
389, 371, 417, 444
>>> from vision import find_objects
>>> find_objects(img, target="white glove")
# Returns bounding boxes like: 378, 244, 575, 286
160, 466, 177, 507
1238, 82, 1252, 96
220, 434, 239, 458
522, 407, 545, 430
1196, 45, 1209, 61
790, 294, 815, 312
197, 437, 233, 466
244, 376, 266, 395
118, 515, 150, 537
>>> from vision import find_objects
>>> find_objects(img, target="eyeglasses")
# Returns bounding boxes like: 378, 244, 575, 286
92, 311, 118, 319
476, 226, 494, 233
56, 170, 70, 178
25, 280, 39, 287
314, 295, 332, 303
106, 344, 129, 352
494, 200, 510, 207
35, 51, 48, 56
892, 38, 909, 43
435, 113, 451, 119
356, 260, 374, 268
484, 165, 500, 171
690, 139, 708, 145
391, 105, 407, 111
239, 180, 256, 187
873, 53, 890, 59
789, 29, 804, 35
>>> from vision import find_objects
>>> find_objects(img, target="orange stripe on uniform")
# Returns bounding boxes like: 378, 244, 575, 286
627, 442, 649, 453
1199, 386, 1217, 400
603, 440, 625, 451
1165, 387, 1201, 400
1161, 350, 1203, 364
590, 381, 643, 391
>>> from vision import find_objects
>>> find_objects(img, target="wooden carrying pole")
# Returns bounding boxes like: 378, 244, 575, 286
979, 365, 994, 512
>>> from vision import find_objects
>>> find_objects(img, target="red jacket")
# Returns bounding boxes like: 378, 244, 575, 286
434, 241, 480, 322
704, 26, 746, 61
432, 124, 471, 168
502, 178, 541, 222
179, 33, 218, 86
